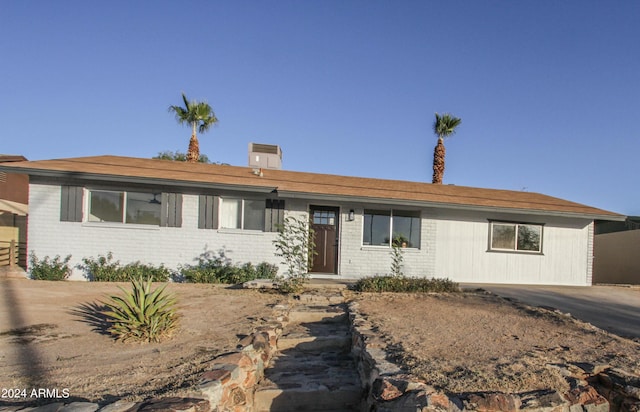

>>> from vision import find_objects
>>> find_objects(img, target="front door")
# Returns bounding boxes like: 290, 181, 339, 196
310, 206, 339, 274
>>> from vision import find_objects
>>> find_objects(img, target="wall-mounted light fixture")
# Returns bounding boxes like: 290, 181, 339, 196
348, 209, 355, 221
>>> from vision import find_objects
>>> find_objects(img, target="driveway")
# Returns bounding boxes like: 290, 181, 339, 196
462, 284, 640, 341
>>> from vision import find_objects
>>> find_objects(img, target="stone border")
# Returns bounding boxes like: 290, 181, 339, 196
348, 301, 640, 412
192, 303, 289, 411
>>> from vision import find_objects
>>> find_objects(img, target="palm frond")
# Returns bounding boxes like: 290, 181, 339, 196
433, 112, 462, 140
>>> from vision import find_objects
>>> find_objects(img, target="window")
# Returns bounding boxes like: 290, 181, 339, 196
490, 222, 542, 253
220, 198, 265, 230
313, 210, 336, 225
88, 190, 162, 226
363, 209, 420, 247
199, 197, 284, 231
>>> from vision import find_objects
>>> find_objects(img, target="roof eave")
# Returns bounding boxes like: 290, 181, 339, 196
4, 164, 624, 222
20, 168, 277, 194
276, 190, 626, 221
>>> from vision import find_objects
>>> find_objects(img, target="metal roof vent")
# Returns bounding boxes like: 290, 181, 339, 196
248, 143, 282, 170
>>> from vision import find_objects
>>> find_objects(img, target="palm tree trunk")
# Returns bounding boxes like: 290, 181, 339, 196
432, 137, 446, 184
186, 134, 200, 163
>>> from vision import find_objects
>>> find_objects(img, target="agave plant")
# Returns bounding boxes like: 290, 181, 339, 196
103, 277, 178, 343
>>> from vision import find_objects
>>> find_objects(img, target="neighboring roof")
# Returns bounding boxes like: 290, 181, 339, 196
0, 199, 28, 216
0, 155, 625, 221
0, 155, 28, 163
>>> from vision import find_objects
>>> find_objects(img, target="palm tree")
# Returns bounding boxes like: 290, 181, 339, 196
168, 93, 218, 162
432, 112, 461, 184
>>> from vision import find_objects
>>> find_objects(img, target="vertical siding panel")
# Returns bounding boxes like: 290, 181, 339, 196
161, 193, 169, 227
60, 186, 83, 222
72, 187, 83, 221
168, 193, 176, 227
198, 195, 206, 229
174, 194, 183, 227
60, 186, 70, 221
586, 222, 594, 285
211, 196, 219, 229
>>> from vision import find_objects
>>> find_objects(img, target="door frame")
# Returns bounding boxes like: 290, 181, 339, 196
309, 205, 340, 274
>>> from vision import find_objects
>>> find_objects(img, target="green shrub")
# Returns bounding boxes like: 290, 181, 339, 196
120, 261, 170, 282
29, 253, 72, 281
80, 253, 170, 282
80, 253, 120, 281
103, 276, 178, 343
390, 238, 405, 277
180, 259, 278, 284
273, 216, 316, 293
353, 275, 460, 293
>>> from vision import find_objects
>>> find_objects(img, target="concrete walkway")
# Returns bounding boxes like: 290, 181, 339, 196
465, 284, 640, 340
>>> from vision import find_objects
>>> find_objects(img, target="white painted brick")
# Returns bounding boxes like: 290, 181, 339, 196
28, 185, 282, 280
27, 184, 595, 285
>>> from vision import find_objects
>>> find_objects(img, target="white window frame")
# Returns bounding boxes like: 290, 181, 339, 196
489, 221, 543, 253
362, 209, 421, 248
219, 197, 265, 231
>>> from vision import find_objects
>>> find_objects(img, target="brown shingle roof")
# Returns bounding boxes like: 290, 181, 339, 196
0, 155, 623, 220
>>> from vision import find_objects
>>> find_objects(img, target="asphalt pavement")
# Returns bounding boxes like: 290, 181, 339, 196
463, 284, 640, 340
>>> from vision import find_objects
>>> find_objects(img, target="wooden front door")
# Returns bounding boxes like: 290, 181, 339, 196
310, 206, 339, 274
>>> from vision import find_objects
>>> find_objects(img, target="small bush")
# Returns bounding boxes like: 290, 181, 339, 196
103, 276, 178, 343
80, 253, 120, 281
273, 216, 316, 293
390, 240, 405, 278
120, 261, 170, 282
29, 253, 72, 281
352, 275, 460, 293
180, 259, 278, 284
80, 253, 170, 282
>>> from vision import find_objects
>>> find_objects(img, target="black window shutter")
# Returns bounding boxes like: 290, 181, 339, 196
198, 195, 218, 229
161, 193, 183, 227
60, 186, 83, 222
265, 199, 284, 232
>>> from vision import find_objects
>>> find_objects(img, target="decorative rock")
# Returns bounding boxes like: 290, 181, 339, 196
464, 392, 521, 412
369, 389, 429, 412
427, 391, 460, 411
23, 403, 65, 412
572, 362, 610, 376
200, 368, 231, 384
197, 379, 223, 406
250, 332, 270, 352
97, 400, 137, 412
372, 377, 405, 401
236, 334, 253, 348
565, 385, 608, 410
133, 397, 209, 412
58, 403, 99, 412
519, 389, 568, 411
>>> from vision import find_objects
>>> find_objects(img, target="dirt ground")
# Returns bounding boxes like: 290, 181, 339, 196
0, 279, 285, 406
1, 280, 639, 407
355, 291, 640, 394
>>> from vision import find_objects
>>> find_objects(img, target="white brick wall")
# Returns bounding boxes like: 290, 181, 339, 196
28, 184, 282, 280
28, 183, 596, 285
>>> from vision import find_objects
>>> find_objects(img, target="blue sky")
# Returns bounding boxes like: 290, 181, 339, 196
1, 1, 638, 215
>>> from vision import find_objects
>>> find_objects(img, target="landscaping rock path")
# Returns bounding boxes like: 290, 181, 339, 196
253, 292, 362, 412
